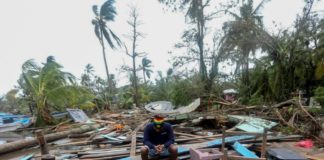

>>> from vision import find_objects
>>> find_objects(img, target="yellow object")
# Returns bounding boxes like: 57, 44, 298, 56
114, 124, 124, 131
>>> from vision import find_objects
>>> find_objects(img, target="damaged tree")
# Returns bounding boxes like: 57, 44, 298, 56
18, 57, 75, 125
123, 5, 145, 107
18, 57, 95, 125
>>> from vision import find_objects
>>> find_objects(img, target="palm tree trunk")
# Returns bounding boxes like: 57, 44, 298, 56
28, 103, 34, 116
100, 28, 111, 90
197, 0, 208, 90
245, 55, 249, 86
100, 28, 111, 109
132, 25, 139, 107
242, 47, 250, 86
143, 69, 146, 84
36, 101, 54, 126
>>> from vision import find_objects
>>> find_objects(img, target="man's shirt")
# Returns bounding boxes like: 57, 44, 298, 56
143, 122, 175, 149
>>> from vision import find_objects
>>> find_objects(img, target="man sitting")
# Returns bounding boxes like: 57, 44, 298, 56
141, 114, 177, 160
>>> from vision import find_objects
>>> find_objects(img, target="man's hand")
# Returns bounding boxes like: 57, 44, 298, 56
155, 144, 164, 154
155, 145, 161, 154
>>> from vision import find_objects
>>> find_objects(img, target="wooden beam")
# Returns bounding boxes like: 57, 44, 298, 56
176, 134, 222, 143
130, 133, 137, 157
222, 126, 226, 152
261, 129, 267, 158
35, 130, 49, 155
226, 156, 266, 160
130, 119, 150, 157
92, 119, 116, 124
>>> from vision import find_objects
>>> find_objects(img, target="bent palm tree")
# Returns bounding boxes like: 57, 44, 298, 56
92, 0, 122, 90
18, 56, 75, 125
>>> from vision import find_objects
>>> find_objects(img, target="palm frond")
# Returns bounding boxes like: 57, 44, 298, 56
146, 69, 153, 79
85, 64, 95, 75
100, 0, 116, 21
22, 59, 40, 73
226, 10, 241, 20
102, 27, 116, 49
142, 58, 152, 66
22, 73, 38, 96
109, 28, 122, 47
252, 0, 270, 15
63, 72, 76, 84
91, 19, 98, 25
93, 23, 101, 40
46, 56, 55, 63
92, 5, 99, 17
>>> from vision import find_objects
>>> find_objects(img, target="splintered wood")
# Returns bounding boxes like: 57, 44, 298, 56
1, 101, 322, 160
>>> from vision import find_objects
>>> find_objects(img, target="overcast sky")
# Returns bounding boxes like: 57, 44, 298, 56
0, 0, 323, 96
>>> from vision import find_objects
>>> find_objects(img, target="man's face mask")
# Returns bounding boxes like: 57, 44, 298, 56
153, 118, 164, 129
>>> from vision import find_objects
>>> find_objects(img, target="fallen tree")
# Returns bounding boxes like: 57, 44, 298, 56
0, 123, 104, 155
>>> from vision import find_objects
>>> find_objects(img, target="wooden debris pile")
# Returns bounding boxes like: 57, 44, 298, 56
205, 98, 324, 145
0, 100, 323, 159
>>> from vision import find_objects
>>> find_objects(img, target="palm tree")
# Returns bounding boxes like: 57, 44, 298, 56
258, 0, 324, 101
141, 57, 153, 84
158, 0, 209, 86
81, 64, 95, 89
18, 56, 76, 125
92, 0, 122, 90
220, 0, 269, 95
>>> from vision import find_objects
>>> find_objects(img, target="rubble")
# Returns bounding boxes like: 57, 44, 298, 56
0, 98, 322, 160
0, 112, 33, 133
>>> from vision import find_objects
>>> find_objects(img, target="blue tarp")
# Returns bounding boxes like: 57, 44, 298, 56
0, 112, 31, 127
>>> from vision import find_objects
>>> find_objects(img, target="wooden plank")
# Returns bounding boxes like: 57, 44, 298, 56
130, 119, 150, 157
176, 134, 222, 143
222, 127, 226, 152
129, 133, 137, 157
226, 131, 271, 136
175, 131, 198, 137
92, 119, 116, 124
78, 148, 128, 156
35, 130, 49, 155
261, 129, 267, 158
239, 135, 302, 144
57, 140, 90, 146
206, 135, 255, 147
101, 135, 123, 142
227, 156, 266, 160
232, 142, 258, 158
